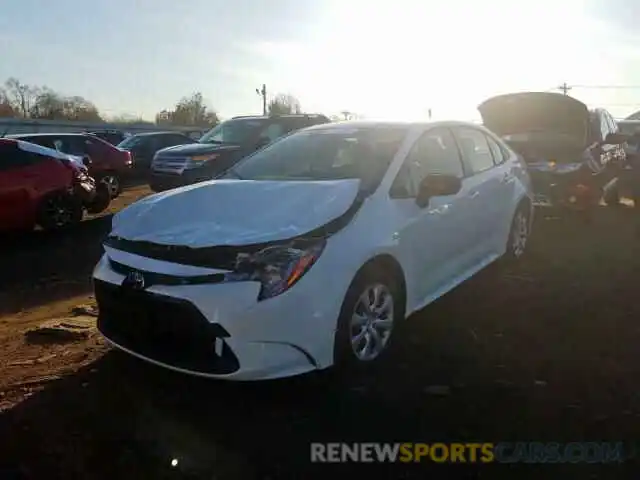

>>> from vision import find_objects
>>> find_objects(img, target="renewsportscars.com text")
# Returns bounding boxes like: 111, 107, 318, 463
310, 442, 626, 464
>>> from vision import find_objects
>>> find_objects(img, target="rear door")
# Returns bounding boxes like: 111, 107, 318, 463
451, 126, 507, 260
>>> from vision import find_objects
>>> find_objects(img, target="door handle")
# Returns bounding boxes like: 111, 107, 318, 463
469, 190, 479, 199
501, 173, 512, 183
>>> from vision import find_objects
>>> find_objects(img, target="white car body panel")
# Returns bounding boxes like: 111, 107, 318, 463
93, 120, 534, 381
110, 178, 360, 247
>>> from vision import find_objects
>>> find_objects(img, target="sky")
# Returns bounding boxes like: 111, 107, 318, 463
2, 0, 640, 122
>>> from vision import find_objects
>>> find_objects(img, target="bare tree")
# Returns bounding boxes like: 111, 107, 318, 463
268, 93, 302, 116
30, 88, 64, 119
60, 96, 102, 122
0, 88, 15, 117
4, 78, 40, 117
156, 92, 219, 127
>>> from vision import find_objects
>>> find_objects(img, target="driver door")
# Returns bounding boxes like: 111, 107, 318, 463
389, 127, 470, 306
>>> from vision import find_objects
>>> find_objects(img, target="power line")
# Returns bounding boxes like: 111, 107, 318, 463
571, 85, 640, 89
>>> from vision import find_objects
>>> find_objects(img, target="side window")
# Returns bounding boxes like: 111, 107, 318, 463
390, 128, 463, 197
171, 135, 189, 145
24, 137, 54, 150
455, 127, 495, 174
260, 122, 285, 142
84, 137, 107, 155
64, 136, 87, 156
52, 139, 65, 151
144, 137, 160, 151
486, 135, 506, 165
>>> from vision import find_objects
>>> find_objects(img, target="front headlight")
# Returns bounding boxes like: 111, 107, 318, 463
186, 154, 219, 168
226, 240, 326, 301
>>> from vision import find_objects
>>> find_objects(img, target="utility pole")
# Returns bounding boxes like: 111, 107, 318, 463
428, 108, 432, 119
256, 84, 267, 115
558, 82, 572, 95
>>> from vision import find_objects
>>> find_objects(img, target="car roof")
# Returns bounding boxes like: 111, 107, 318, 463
7, 132, 88, 138
127, 131, 187, 138
230, 113, 328, 120
303, 119, 484, 131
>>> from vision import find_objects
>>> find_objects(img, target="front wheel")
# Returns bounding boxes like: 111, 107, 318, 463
98, 172, 121, 198
37, 193, 83, 231
333, 264, 404, 371
85, 182, 111, 214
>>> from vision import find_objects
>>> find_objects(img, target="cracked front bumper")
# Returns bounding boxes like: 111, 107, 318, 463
92, 249, 342, 381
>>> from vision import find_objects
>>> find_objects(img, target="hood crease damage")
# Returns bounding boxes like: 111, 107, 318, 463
105, 179, 364, 269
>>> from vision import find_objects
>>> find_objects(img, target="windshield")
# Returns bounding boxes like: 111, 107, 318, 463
227, 126, 408, 191
199, 118, 267, 145
117, 136, 143, 149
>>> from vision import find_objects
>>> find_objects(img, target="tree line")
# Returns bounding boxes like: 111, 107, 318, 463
0, 77, 348, 127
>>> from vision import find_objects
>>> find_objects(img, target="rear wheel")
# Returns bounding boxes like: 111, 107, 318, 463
603, 185, 620, 207
504, 203, 531, 261
37, 193, 83, 230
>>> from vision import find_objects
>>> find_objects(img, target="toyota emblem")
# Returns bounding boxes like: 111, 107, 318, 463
123, 270, 145, 290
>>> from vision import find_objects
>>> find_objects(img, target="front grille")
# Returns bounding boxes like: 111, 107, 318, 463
151, 156, 189, 174
95, 279, 239, 374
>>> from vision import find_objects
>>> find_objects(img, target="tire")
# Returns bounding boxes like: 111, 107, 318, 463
603, 185, 620, 207
333, 262, 404, 371
37, 193, 83, 231
98, 172, 121, 198
504, 203, 531, 262
85, 182, 111, 214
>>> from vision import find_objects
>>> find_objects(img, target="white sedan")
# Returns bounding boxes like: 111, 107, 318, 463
92, 121, 533, 380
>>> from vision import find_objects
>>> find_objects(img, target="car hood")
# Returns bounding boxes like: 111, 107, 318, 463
110, 178, 361, 248
156, 142, 240, 156
478, 92, 590, 145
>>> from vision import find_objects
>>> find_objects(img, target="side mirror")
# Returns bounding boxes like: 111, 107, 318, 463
603, 133, 627, 145
82, 155, 92, 166
416, 174, 462, 208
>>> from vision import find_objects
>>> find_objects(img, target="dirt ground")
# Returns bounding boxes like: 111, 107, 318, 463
1, 187, 640, 479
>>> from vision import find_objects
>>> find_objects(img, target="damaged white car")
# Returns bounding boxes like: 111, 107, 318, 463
92, 121, 533, 380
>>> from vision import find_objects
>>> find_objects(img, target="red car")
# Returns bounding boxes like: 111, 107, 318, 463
0, 139, 110, 232
9, 133, 133, 198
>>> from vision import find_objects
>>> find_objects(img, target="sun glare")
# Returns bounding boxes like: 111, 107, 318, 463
276, 0, 591, 120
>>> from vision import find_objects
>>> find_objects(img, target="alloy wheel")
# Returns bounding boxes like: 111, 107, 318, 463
101, 174, 120, 197
44, 198, 72, 228
349, 283, 395, 361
